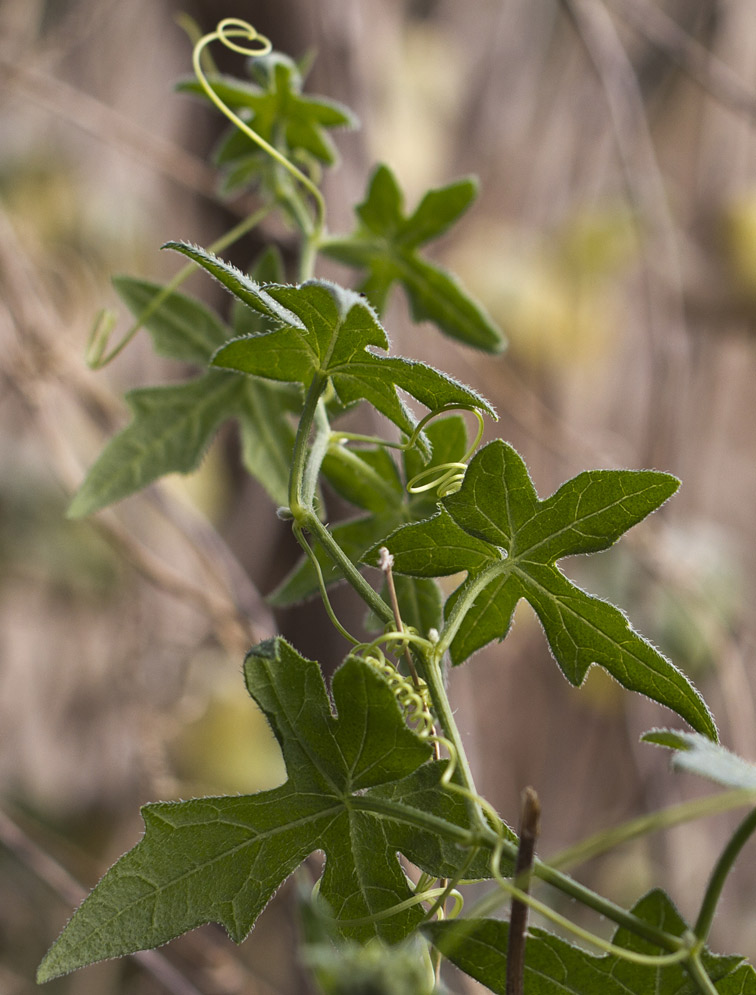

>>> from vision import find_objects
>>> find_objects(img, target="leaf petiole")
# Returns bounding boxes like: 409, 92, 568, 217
694, 805, 756, 942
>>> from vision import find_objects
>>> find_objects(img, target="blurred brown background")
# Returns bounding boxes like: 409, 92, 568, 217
2, 0, 756, 992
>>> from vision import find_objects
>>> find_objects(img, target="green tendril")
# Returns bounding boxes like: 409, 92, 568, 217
88, 205, 270, 369
312, 883, 463, 929
357, 639, 699, 972
293, 523, 360, 646
406, 405, 485, 497
192, 19, 327, 239
331, 403, 486, 499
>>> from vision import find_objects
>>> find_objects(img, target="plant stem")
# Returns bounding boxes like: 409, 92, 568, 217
694, 805, 756, 942
550, 789, 756, 872
289, 375, 327, 519
353, 789, 683, 951
423, 648, 488, 827
531, 858, 683, 950
305, 515, 393, 623
299, 230, 320, 282
686, 951, 719, 995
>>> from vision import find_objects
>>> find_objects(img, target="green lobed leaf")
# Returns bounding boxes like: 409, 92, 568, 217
424, 889, 754, 994
162, 242, 294, 325
320, 163, 504, 352
112, 276, 230, 364
373, 440, 716, 739
68, 373, 241, 518
231, 246, 286, 337
38, 638, 493, 982
642, 729, 756, 790
162, 250, 496, 437
178, 52, 357, 168
68, 370, 299, 516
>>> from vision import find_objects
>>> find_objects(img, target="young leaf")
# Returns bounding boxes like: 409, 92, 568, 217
38, 639, 493, 982
424, 889, 754, 994
162, 242, 294, 323
270, 415, 466, 610
373, 440, 716, 740
178, 51, 357, 177
165, 244, 495, 436
643, 729, 756, 790
320, 164, 504, 352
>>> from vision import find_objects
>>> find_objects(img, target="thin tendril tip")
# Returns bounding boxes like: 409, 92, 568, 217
214, 18, 272, 57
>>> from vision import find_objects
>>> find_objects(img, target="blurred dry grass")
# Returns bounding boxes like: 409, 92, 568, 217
1, 1, 756, 992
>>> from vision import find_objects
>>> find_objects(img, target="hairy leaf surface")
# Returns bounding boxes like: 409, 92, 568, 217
425, 890, 754, 994
321, 164, 504, 351
38, 639, 493, 981
374, 440, 716, 739
643, 730, 756, 790
164, 247, 495, 437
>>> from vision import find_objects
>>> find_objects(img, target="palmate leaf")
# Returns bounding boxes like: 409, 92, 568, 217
643, 729, 756, 790
320, 163, 504, 352
425, 889, 755, 994
165, 242, 496, 441
68, 277, 299, 516
270, 414, 467, 612
38, 638, 494, 982
178, 52, 357, 196
374, 440, 716, 739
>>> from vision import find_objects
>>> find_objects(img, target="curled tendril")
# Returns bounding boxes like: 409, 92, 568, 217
192, 19, 327, 236
214, 17, 272, 57
352, 641, 693, 968
406, 405, 485, 498
330, 403, 486, 500
363, 648, 434, 737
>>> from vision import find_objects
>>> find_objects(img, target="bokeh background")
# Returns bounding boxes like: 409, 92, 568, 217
2, 0, 756, 992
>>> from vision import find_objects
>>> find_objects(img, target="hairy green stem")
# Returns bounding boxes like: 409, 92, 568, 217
531, 858, 683, 951
305, 515, 393, 623
299, 229, 320, 282
550, 789, 756, 873
353, 789, 683, 951
289, 374, 327, 518
686, 951, 719, 995
287, 372, 394, 629
302, 399, 331, 510
694, 805, 756, 942
423, 649, 488, 830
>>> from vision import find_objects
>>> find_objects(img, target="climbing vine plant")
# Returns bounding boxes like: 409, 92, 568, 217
38, 19, 756, 995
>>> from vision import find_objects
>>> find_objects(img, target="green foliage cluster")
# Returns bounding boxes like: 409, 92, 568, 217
38, 18, 756, 995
